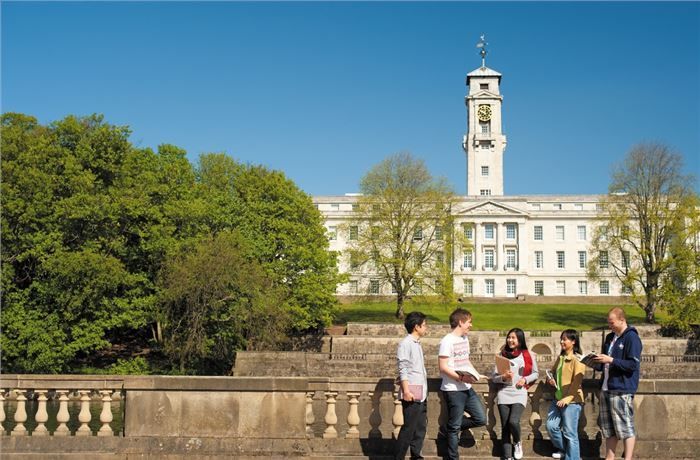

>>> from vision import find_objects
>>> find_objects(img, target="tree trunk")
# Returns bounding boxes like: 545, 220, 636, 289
395, 292, 405, 319
645, 304, 655, 323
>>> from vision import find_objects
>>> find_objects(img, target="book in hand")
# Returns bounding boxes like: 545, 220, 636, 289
456, 365, 487, 382
576, 352, 599, 368
545, 370, 559, 390
406, 384, 423, 401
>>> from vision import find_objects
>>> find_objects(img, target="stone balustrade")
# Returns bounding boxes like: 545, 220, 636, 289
1, 375, 698, 459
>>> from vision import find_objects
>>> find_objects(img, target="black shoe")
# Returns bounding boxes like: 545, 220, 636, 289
458, 429, 475, 448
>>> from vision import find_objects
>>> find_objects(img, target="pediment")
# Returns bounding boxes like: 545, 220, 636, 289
456, 200, 528, 217
473, 90, 497, 98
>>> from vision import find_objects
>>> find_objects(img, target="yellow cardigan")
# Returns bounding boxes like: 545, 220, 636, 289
551, 352, 586, 404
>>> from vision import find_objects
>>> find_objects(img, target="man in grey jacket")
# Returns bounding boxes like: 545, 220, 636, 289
394, 311, 428, 460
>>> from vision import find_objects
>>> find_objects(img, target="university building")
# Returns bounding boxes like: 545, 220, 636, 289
313, 58, 622, 299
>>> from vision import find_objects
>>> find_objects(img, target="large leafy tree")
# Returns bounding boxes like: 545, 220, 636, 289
588, 143, 697, 323
346, 152, 458, 319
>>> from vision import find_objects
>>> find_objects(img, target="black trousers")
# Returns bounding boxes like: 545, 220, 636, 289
394, 400, 427, 460
497, 403, 525, 459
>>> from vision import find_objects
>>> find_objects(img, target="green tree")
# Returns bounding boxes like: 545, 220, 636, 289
158, 231, 286, 374
588, 143, 696, 323
345, 152, 458, 319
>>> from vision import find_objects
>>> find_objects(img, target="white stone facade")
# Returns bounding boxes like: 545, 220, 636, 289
314, 64, 622, 299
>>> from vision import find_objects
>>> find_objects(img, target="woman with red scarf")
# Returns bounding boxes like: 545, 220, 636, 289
492, 328, 539, 460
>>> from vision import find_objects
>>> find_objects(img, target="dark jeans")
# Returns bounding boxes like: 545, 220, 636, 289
497, 403, 525, 459
443, 389, 486, 460
394, 400, 427, 460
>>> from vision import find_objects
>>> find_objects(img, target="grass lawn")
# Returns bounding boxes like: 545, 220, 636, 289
334, 301, 656, 332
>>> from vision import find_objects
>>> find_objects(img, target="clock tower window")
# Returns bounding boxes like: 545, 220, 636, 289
480, 121, 490, 134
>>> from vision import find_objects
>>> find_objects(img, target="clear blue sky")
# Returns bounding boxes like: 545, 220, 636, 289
3, 2, 699, 196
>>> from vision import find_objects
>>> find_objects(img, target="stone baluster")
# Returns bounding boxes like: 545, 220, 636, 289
305, 391, 315, 438
11, 390, 27, 436
76, 390, 93, 436
54, 390, 71, 436
33, 390, 50, 436
98, 390, 114, 436
346, 392, 361, 439
528, 391, 543, 440
481, 391, 491, 439
367, 391, 382, 439
392, 391, 403, 439
0, 390, 5, 435
322, 392, 338, 439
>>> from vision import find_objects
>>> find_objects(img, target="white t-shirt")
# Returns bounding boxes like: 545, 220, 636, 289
602, 335, 619, 391
439, 333, 472, 391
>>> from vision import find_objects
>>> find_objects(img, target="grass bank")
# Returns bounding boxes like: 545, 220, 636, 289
334, 301, 655, 331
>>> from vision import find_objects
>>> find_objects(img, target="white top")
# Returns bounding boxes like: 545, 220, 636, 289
491, 352, 539, 406
439, 333, 472, 392
602, 335, 619, 391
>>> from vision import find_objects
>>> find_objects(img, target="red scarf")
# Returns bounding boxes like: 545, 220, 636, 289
501, 348, 534, 389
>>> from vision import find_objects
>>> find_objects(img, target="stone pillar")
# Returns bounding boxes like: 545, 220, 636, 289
322, 392, 338, 439
367, 391, 382, 439
76, 390, 93, 436
33, 390, 49, 436
55, 390, 71, 436
11, 390, 27, 436
305, 391, 315, 438
392, 391, 403, 440
528, 392, 542, 440
346, 392, 361, 439
98, 390, 114, 436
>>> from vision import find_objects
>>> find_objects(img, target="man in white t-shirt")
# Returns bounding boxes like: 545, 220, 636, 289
438, 308, 486, 460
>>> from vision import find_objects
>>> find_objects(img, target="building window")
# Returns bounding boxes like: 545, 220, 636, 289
480, 83, 489, 90
330, 203, 340, 211
622, 250, 630, 269
578, 280, 588, 295
485, 224, 494, 239
463, 251, 473, 269
557, 251, 565, 269
328, 226, 337, 240
506, 224, 516, 239
413, 227, 423, 241
507, 279, 516, 296
578, 251, 587, 269
463, 279, 473, 295
553, 203, 562, 210
622, 284, 633, 295
531, 203, 541, 211
485, 279, 495, 296
352, 203, 359, 211
369, 279, 380, 294
596, 203, 604, 212
480, 122, 490, 134
506, 249, 516, 269
535, 250, 543, 269
480, 189, 491, 196
481, 166, 489, 176
577, 225, 587, 240
534, 226, 543, 241
464, 225, 473, 239
436, 251, 444, 267
349, 226, 359, 240
535, 280, 544, 295
600, 280, 610, 295
599, 251, 609, 268
435, 226, 443, 240
556, 225, 565, 241
556, 280, 566, 295
484, 249, 495, 269
480, 141, 490, 149
600, 226, 608, 241
574, 203, 583, 211
349, 280, 358, 294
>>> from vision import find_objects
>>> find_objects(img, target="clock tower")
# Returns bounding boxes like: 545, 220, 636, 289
463, 36, 507, 196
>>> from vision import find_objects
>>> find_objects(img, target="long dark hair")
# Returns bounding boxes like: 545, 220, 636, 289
504, 328, 528, 352
560, 329, 582, 355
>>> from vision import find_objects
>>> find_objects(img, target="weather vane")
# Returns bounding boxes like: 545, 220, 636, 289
476, 34, 488, 68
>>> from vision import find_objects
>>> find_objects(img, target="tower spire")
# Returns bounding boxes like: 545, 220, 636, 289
476, 34, 488, 68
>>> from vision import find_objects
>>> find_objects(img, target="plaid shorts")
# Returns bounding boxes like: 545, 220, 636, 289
599, 391, 636, 440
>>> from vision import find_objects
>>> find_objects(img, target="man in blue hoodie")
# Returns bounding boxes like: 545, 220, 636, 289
593, 307, 643, 460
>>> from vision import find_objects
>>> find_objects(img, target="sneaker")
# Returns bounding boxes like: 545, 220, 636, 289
513, 441, 523, 460
551, 452, 564, 459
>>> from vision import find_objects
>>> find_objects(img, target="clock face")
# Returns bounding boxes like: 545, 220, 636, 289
477, 104, 492, 122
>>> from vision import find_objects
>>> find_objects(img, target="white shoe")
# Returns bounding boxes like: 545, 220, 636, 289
514, 441, 523, 459
552, 452, 564, 459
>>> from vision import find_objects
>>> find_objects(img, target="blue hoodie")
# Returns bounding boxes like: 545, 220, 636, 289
599, 326, 642, 393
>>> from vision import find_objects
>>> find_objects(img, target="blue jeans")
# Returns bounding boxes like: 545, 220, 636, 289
546, 401, 582, 460
443, 389, 486, 460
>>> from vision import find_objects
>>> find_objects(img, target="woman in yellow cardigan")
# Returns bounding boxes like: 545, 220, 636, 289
546, 329, 586, 460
